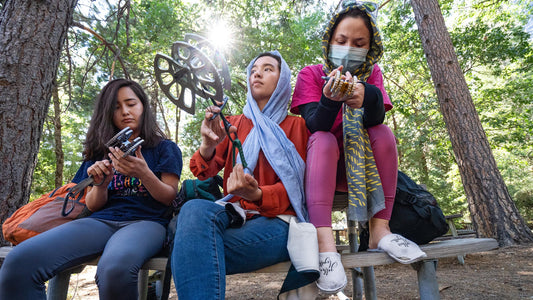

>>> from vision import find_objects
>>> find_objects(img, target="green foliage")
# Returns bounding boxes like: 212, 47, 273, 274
30, 0, 201, 198
448, 1, 533, 220
31, 80, 101, 199
379, 1, 462, 215
514, 189, 533, 226
377, 0, 533, 223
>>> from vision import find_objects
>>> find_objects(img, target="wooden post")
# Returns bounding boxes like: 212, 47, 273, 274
412, 260, 440, 300
46, 265, 84, 300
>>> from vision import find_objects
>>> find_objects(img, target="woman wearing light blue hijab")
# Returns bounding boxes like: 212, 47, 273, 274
171, 51, 313, 299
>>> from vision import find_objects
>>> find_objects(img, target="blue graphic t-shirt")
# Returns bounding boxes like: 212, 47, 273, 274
72, 139, 182, 226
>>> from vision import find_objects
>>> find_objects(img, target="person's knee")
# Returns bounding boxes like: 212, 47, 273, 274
177, 199, 226, 234
0, 249, 42, 289
308, 131, 339, 155
179, 200, 212, 225
367, 124, 397, 153
96, 258, 137, 291
180, 199, 213, 215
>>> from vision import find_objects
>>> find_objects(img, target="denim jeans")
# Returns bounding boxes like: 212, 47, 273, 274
0, 218, 166, 300
171, 199, 290, 299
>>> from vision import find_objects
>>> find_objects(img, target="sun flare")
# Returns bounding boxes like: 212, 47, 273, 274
207, 19, 234, 53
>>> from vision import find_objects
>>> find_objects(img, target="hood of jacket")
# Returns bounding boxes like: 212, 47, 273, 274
321, 1, 383, 82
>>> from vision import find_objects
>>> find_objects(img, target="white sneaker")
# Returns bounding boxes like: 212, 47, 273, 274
316, 252, 347, 293
375, 233, 427, 264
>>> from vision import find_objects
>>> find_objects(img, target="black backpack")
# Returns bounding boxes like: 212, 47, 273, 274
359, 170, 449, 250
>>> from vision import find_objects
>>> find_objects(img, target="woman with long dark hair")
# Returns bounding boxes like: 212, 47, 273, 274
0, 79, 182, 300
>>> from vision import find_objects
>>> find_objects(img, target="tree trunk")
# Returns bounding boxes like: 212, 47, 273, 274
0, 0, 78, 246
52, 84, 64, 188
410, 0, 533, 246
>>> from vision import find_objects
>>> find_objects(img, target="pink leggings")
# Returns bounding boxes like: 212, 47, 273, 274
306, 124, 398, 227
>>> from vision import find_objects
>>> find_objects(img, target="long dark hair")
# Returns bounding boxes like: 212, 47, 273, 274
82, 79, 167, 161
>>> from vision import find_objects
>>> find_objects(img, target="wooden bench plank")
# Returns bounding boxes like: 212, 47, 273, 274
81, 256, 168, 271
254, 238, 498, 273
445, 213, 463, 220
1, 238, 498, 272
343, 238, 497, 268
254, 261, 292, 273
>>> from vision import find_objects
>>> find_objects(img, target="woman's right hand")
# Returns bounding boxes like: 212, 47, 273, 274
199, 102, 236, 160
87, 159, 113, 187
85, 158, 113, 211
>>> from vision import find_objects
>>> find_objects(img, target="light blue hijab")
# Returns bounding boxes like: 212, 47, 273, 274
234, 51, 308, 222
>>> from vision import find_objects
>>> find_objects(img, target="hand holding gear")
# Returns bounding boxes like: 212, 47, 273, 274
323, 68, 365, 109
323, 69, 359, 101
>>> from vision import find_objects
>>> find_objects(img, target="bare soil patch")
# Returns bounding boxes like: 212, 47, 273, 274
67, 243, 533, 299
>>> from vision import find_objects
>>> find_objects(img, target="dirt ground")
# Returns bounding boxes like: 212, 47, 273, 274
66, 243, 533, 299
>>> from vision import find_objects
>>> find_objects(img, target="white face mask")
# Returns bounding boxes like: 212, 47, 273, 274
328, 44, 369, 71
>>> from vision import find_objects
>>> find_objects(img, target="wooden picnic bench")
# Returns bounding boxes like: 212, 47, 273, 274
257, 238, 498, 300
437, 213, 476, 264
303, 193, 499, 300
0, 237, 498, 300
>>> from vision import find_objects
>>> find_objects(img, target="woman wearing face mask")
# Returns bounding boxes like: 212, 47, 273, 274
290, 0, 426, 293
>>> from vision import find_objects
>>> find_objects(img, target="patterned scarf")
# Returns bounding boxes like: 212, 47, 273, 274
323, 1, 385, 222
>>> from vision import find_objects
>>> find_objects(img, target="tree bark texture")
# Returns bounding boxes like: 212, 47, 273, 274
410, 0, 533, 246
0, 0, 78, 245
52, 84, 64, 188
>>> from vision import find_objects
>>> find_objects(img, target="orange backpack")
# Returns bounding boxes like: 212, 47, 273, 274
2, 182, 90, 245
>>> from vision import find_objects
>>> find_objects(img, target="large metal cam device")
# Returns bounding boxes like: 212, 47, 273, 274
153, 33, 231, 115
154, 34, 248, 169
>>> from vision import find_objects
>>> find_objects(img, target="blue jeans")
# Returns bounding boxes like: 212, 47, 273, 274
0, 218, 166, 300
171, 199, 290, 299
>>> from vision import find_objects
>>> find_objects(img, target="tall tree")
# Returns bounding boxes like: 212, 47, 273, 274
0, 0, 78, 246
410, 0, 533, 246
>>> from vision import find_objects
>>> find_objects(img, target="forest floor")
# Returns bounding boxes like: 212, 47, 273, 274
65, 243, 533, 299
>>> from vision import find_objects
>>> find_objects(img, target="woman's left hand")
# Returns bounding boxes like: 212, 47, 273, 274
344, 81, 365, 109
227, 164, 262, 202
108, 146, 149, 179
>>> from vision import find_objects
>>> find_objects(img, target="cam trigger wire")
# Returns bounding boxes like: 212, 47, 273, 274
209, 96, 248, 170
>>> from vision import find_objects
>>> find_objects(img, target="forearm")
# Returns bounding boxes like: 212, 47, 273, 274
199, 143, 216, 161
139, 171, 179, 206
299, 95, 342, 133
190, 141, 227, 181
362, 83, 385, 128
253, 182, 292, 217
85, 185, 109, 212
